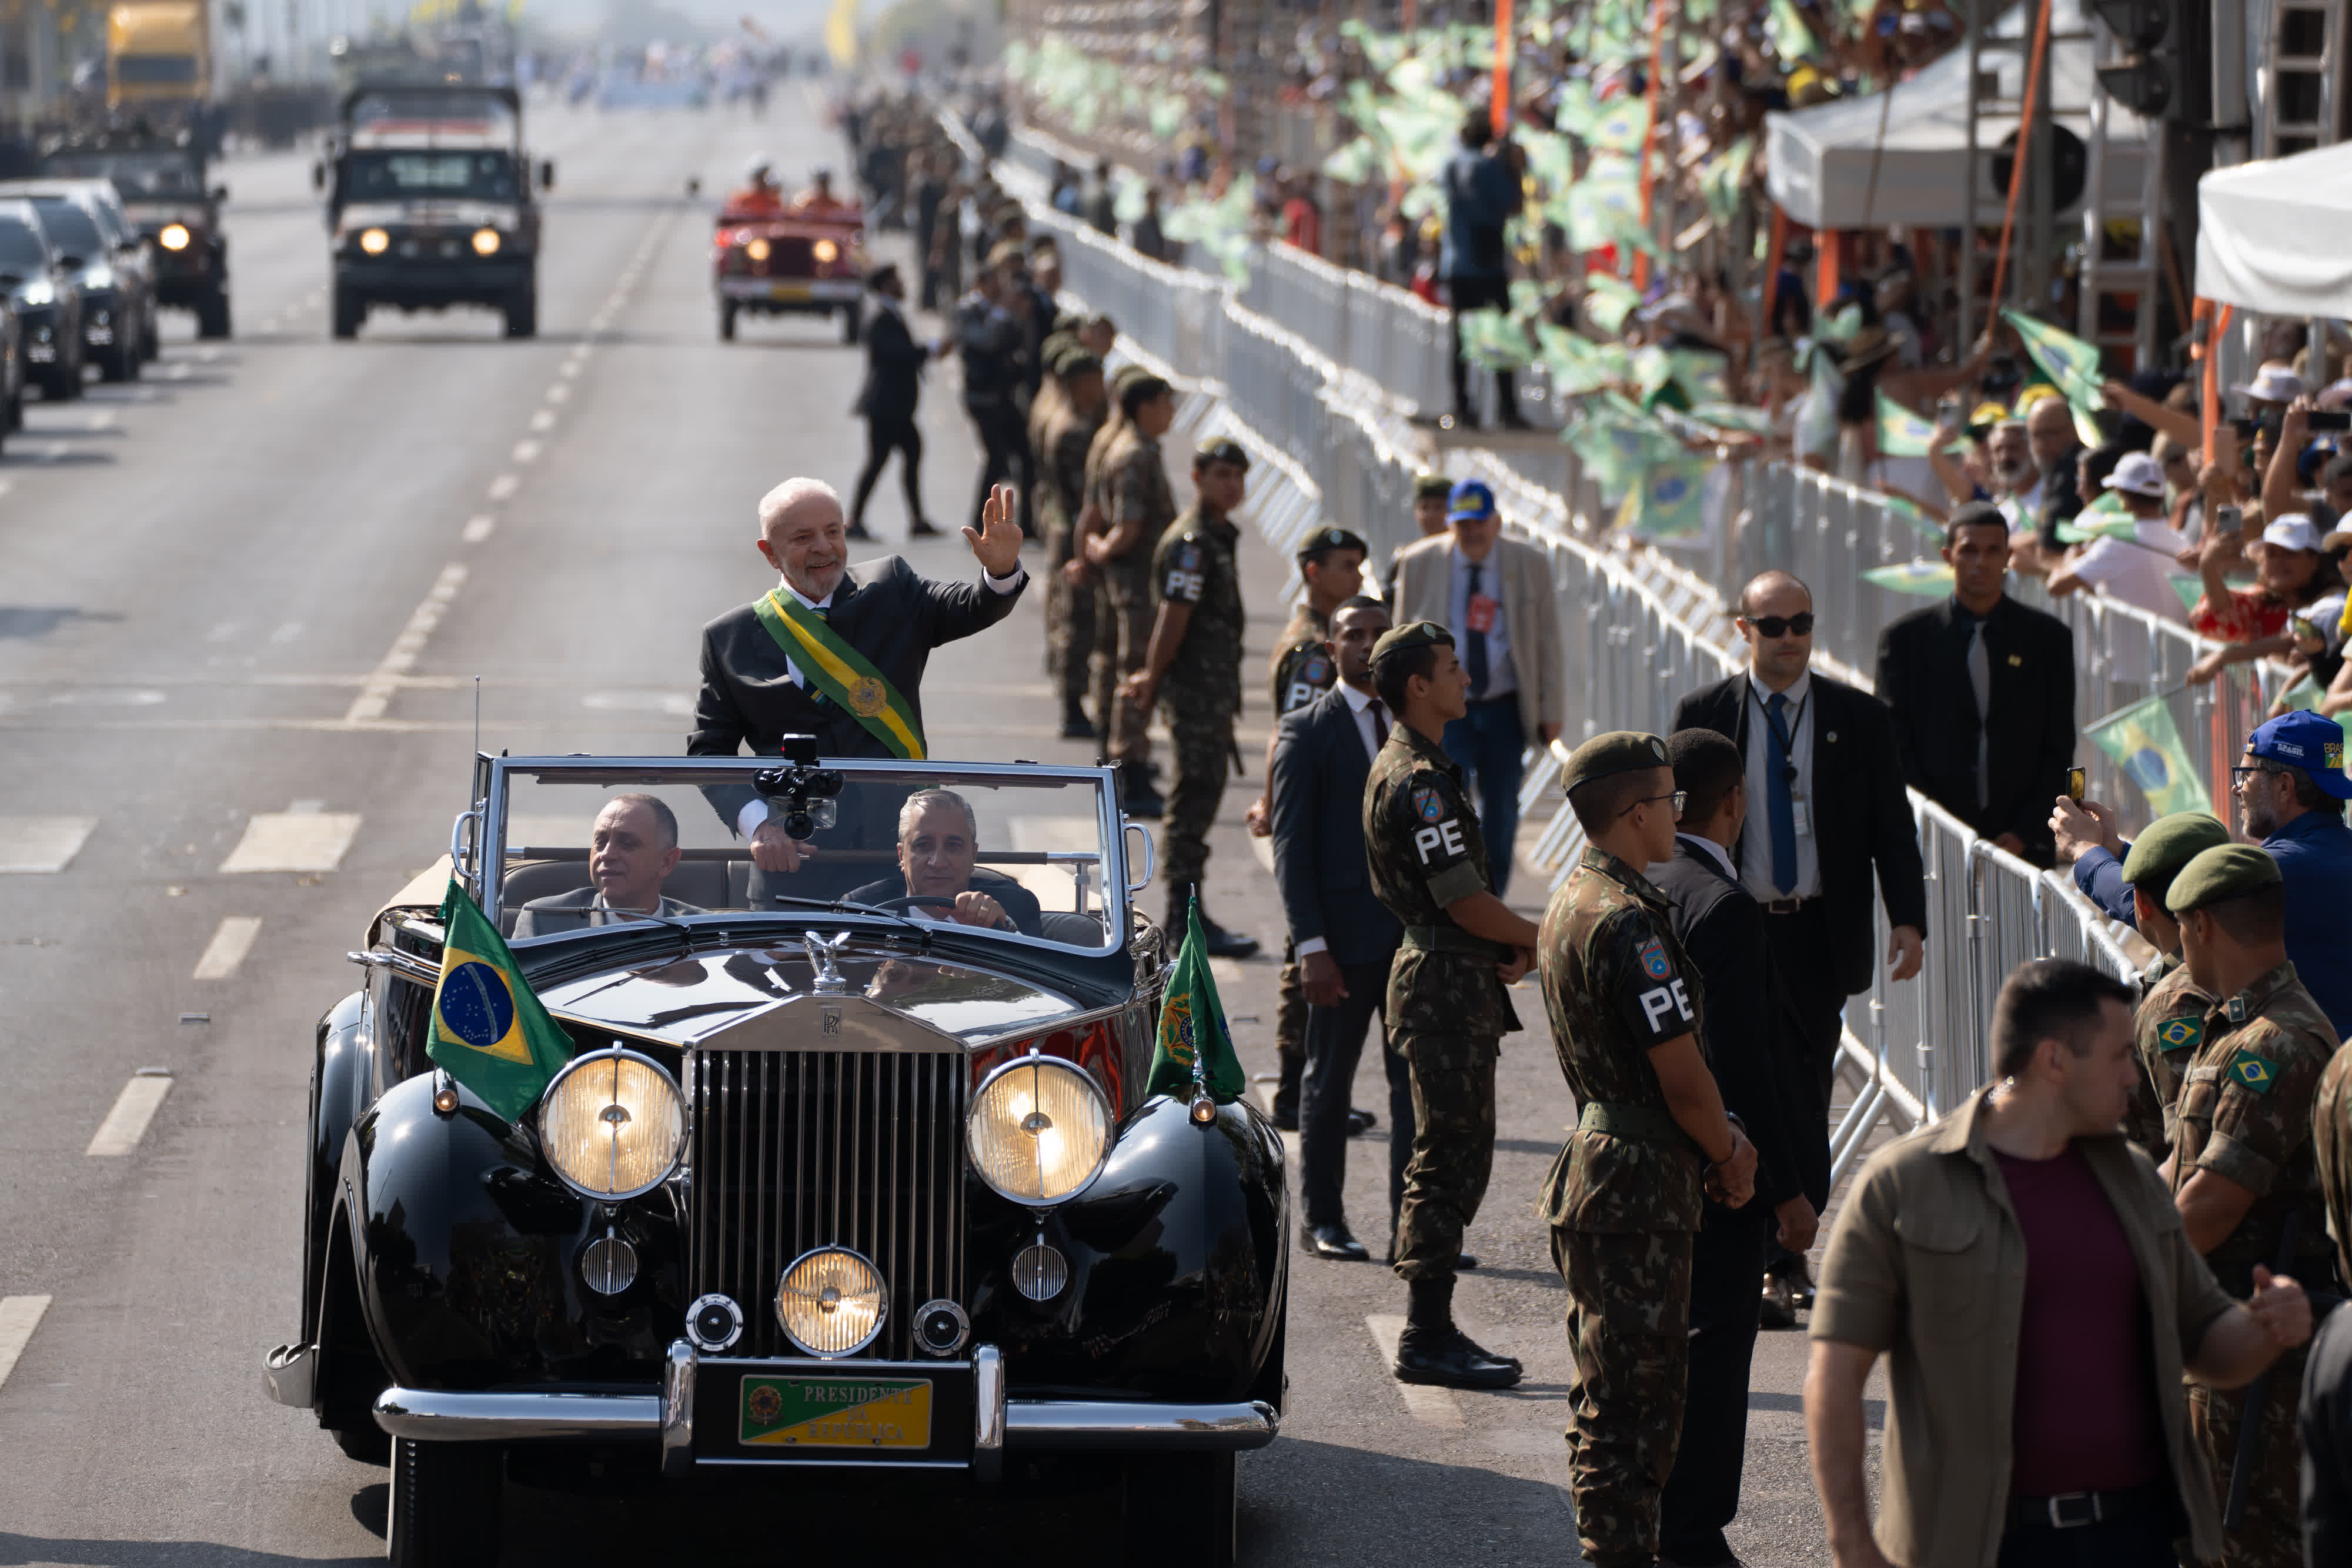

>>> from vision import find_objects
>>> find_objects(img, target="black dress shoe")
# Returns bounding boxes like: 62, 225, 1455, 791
1122, 784, 1164, 819
908, 517, 942, 537
1197, 919, 1259, 959
1393, 1325, 1522, 1389
1268, 1108, 1299, 1132
1299, 1223, 1369, 1261
1347, 1106, 1377, 1135
1454, 1328, 1521, 1375
845, 521, 877, 541
1455, 1252, 1479, 1271
1759, 1273, 1798, 1330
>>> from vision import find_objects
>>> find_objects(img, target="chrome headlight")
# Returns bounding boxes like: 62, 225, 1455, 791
538, 1047, 684, 1199
776, 1246, 886, 1358
358, 227, 389, 255
15, 280, 53, 306
471, 227, 501, 256
966, 1054, 1112, 1206
158, 222, 191, 250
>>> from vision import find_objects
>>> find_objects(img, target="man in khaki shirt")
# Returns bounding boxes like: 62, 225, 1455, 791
1807, 958, 2311, 1568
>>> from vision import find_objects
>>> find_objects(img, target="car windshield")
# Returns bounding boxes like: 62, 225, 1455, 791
490, 761, 1120, 954
346, 151, 518, 202
42, 152, 203, 198
0, 219, 49, 273
31, 199, 103, 258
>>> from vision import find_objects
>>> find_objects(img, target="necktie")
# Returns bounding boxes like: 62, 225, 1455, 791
1766, 692, 1798, 895
1966, 618, 1992, 810
1368, 698, 1389, 751
1464, 561, 1490, 699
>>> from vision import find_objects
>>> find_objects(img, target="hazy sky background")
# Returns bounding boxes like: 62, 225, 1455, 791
532, 0, 843, 45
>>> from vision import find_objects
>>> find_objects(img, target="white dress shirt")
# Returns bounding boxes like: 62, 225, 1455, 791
1668, 830, 1739, 883
738, 564, 1025, 839
1294, 681, 1386, 961
1736, 667, 1822, 902
2063, 516, 2194, 623
1448, 540, 1518, 700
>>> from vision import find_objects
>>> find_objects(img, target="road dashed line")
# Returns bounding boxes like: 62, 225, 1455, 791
343, 561, 467, 724
462, 514, 496, 544
0, 1296, 50, 1394
0, 815, 97, 872
219, 810, 362, 873
487, 474, 520, 502
85, 1071, 171, 1156
192, 915, 262, 979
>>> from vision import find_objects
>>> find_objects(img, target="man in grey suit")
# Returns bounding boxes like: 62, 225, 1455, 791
511, 795, 704, 938
1387, 479, 1563, 894
1271, 597, 1419, 1262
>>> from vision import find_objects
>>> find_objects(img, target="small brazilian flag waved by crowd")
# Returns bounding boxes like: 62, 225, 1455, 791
430, 880, 574, 1121
1145, 895, 1246, 1102
2087, 694, 2214, 818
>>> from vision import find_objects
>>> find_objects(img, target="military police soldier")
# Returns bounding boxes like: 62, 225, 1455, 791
1085, 373, 1178, 817
1120, 435, 1259, 958
1037, 346, 1107, 740
2119, 813, 2234, 1160
1539, 731, 1759, 1568
2163, 843, 2339, 1568
1361, 621, 1542, 1389
1383, 470, 1456, 599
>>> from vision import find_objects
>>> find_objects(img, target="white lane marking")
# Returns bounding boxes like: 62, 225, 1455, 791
559, 359, 581, 378
287, 798, 323, 815
0, 815, 97, 872
0, 478, 16, 500
545, 382, 571, 403
39, 440, 68, 460
511, 439, 540, 463
528, 409, 554, 432
86, 1071, 172, 1156
344, 562, 467, 724
269, 621, 303, 644
192, 916, 262, 979
163, 362, 191, 380
462, 514, 496, 544
1365, 1315, 1466, 1428
44, 688, 163, 706
487, 474, 519, 502
219, 811, 363, 872
198, 345, 221, 362
205, 620, 239, 643
85, 410, 114, 431
581, 690, 694, 716
0, 1296, 51, 1393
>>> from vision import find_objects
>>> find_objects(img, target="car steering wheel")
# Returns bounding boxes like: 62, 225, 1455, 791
873, 895, 958, 912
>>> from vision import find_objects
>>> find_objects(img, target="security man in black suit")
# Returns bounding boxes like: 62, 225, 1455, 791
690, 476, 1028, 897
1876, 501, 2078, 865
1649, 728, 1820, 1568
1271, 596, 1417, 1262
847, 263, 938, 541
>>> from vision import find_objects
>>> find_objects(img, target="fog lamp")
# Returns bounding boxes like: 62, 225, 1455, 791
581, 1235, 637, 1295
1013, 1243, 1069, 1301
777, 1248, 886, 1358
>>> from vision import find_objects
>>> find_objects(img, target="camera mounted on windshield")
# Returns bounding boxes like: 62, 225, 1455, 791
753, 733, 845, 840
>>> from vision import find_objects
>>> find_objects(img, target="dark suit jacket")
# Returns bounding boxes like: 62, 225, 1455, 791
854, 300, 927, 423
1649, 841, 1817, 1209
1672, 668, 1927, 997
1875, 594, 2076, 861
1268, 687, 1402, 968
842, 868, 1043, 937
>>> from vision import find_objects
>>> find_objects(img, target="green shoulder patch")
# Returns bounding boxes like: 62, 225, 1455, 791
2230, 1052, 2281, 1095
2156, 1017, 2203, 1054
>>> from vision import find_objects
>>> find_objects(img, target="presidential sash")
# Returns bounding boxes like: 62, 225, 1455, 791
751, 588, 927, 759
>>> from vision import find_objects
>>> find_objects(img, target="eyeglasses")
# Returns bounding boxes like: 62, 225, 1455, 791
1744, 612, 1816, 639
2231, 763, 2288, 793
1620, 790, 1688, 819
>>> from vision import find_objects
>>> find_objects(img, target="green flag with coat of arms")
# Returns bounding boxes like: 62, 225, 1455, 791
430, 880, 576, 1122
1145, 895, 1246, 1102
2086, 694, 2214, 818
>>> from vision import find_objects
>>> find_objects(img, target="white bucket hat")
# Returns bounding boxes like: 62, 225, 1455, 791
2102, 451, 2167, 498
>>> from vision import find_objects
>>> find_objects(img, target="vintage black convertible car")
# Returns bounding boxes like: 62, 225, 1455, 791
263, 752, 1287, 1564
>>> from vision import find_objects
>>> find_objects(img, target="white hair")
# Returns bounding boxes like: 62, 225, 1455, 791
757, 476, 843, 538
897, 788, 978, 845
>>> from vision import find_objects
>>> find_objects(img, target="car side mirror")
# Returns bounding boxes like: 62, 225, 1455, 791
310, 162, 324, 192
211, 185, 228, 203
538, 159, 555, 190
57, 254, 83, 271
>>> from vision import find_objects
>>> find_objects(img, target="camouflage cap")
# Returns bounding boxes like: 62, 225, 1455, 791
1194, 434, 1251, 469
1369, 619, 1454, 666
1296, 525, 1368, 563
1412, 470, 1454, 500
2120, 813, 2233, 890
2166, 844, 2284, 915
1563, 730, 1672, 796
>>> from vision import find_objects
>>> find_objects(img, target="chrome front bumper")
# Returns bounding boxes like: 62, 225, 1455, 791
353, 1342, 1279, 1470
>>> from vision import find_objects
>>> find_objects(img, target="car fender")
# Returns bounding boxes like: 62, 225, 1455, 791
303, 989, 370, 1338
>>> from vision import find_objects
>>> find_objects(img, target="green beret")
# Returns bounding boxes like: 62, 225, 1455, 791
1057, 349, 1103, 377
1564, 730, 1672, 796
1297, 526, 1369, 562
2166, 844, 2284, 915
2120, 813, 2233, 891
1370, 619, 1454, 666
1194, 435, 1250, 470
1413, 471, 1454, 501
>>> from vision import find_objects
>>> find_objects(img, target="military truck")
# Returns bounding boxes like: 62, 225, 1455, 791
315, 85, 550, 339
42, 128, 230, 338
106, 0, 209, 116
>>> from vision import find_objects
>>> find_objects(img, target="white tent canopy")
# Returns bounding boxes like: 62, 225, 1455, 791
1765, 0, 2149, 230
2195, 142, 2352, 317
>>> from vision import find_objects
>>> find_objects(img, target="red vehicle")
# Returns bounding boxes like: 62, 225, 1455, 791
713, 205, 867, 343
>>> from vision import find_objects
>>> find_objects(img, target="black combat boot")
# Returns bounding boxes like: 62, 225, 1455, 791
1121, 760, 1163, 819
1393, 1275, 1521, 1389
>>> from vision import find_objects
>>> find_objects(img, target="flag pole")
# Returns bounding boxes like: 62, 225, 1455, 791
2082, 681, 2195, 737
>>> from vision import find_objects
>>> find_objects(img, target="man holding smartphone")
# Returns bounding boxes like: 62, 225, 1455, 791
2046, 451, 2195, 622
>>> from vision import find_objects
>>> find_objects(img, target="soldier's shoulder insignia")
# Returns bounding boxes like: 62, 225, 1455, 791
2231, 1052, 2281, 1095
1412, 784, 1445, 822
1175, 541, 1202, 568
1637, 937, 1671, 979
2156, 1017, 2203, 1053
1301, 655, 1330, 686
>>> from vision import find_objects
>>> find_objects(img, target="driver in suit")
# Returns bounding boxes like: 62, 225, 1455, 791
843, 787, 1043, 935
511, 794, 704, 937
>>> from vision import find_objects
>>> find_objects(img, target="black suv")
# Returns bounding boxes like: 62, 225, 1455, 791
39, 130, 230, 339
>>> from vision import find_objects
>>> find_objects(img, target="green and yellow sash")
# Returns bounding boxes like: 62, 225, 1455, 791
751, 587, 927, 759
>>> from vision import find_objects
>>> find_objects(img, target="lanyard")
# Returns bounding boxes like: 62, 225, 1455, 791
1748, 683, 1809, 785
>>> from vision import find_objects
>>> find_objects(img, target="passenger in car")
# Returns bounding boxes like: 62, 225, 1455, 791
511, 794, 706, 937
843, 787, 1042, 935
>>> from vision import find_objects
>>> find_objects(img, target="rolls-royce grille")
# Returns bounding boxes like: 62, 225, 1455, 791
687, 1049, 965, 1361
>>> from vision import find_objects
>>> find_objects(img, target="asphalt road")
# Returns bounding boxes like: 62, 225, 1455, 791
0, 87, 1876, 1565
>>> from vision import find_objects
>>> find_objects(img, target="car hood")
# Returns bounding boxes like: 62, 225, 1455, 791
340, 199, 519, 229
537, 941, 1087, 1051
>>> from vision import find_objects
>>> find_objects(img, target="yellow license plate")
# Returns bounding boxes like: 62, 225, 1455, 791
767, 282, 811, 302
739, 1375, 931, 1448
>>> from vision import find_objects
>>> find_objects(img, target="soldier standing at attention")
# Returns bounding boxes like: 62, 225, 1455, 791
1362, 621, 1542, 1388
1086, 373, 1178, 818
1120, 436, 1260, 958
1540, 731, 1759, 1568
1245, 525, 1370, 1129
1064, 364, 1144, 752
2115, 813, 2233, 1161
1038, 347, 1106, 741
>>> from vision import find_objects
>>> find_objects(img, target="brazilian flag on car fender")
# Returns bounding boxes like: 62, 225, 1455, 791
1145, 894, 1246, 1102
429, 880, 574, 1122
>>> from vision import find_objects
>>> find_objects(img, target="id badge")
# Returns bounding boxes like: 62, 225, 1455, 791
1465, 593, 1499, 634
1790, 798, 1813, 837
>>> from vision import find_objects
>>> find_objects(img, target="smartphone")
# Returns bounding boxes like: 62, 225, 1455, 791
2231, 417, 2261, 442
2067, 767, 2086, 802
2309, 409, 2352, 433
2216, 504, 2244, 533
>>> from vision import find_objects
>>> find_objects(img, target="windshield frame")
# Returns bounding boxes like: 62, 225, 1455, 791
343, 148, 521, 203
473, 755, 1131, 959
39, 152, 205, 199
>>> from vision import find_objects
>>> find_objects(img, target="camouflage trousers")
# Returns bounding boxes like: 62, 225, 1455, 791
1158, 701, 1233, 905
2190, 1352, 2308, 1568
1551, 1226, 1694, 1568
1088, 573, 1151, 767
1271, 944, 1305, 1123
1391, 1030, 1498, 1281
1043, 518, 1096, 715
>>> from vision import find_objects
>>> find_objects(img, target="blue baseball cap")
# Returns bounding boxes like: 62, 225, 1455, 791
2247, 710, 2352, 798
1446, 479, 1496, 523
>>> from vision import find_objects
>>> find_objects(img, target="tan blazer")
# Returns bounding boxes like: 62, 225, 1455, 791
1388, 531, 1563, 740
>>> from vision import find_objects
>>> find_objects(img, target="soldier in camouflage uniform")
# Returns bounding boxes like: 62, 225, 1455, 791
1037, 347, 1106, 740
2111, 814, 2234, 1160
2163, 844, 2341, 1568
1537, 730, 1759, 1568
1359, 621, 1542, 1389
1086, 373, 1177, 816
1382, 470, 1456, 600
1247, 526, 1370, 1128
1119, 436, 1259, 958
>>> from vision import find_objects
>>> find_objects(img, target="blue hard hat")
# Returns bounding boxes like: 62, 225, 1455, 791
2247, 710, 2352, 799
1445, 479, 1496, 523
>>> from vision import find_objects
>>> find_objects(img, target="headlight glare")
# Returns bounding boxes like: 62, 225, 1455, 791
158, 222, 191, 250
359, 227, 389, 255
967, 1055, 1112, 1206
538, 1048, 684, 1199
776, 1247, 886, 1358
811, 238, 838, 263
746, 237, 770, 262
471, 227, 501, 256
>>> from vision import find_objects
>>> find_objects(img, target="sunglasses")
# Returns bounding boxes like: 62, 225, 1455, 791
1743, 612, 1816, 639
